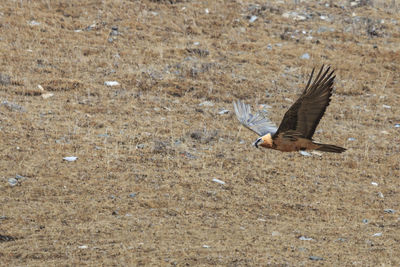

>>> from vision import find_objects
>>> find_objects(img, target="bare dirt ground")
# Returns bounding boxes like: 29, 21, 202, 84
1, 0, 400, 265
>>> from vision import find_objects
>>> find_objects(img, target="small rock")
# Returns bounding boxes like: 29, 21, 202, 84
129, 193, 137, 198
395, 124, 400, 128
15, 174, 24, 180
373, 232, 382, 237
218, 109, 229, 115
382, 104, 391, 109
249, 15, 258, 23
300, 53, 310, 60
282, 11, 306, 21
371, 182, 378, 186
8, 178, 18, 187
136, 144, 145, 149
378, 192, 384, 198
104, 81, 120, 86
63, 156, 78, 162
202, 245, 210, 248
384, 209, 396, 214
299, 236, 313, 241
309, 256, 323, 261
28, 20, 40, 26
362, 219, 369, 224
199, 101, 214, 107
299, 151, 311, 156
348, 137, 356, 141
78, 245, 88, 249
212, 178, 225, 185
41, 92, 54, 99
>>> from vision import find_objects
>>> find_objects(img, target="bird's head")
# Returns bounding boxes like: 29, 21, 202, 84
253, 133, 273, 148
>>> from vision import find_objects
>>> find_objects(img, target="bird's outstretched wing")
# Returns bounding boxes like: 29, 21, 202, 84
275, 65, 335, 139
233, 100, 277, 136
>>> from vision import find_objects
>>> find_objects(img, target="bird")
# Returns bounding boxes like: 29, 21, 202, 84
233, 65, 346, 153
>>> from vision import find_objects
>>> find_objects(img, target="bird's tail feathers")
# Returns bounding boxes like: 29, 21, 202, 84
314, 143, 346, 153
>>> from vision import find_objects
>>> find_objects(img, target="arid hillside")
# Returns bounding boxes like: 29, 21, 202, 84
1, 0, 399, 265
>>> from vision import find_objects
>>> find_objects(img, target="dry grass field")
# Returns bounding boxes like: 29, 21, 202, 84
1, 0, 400, 265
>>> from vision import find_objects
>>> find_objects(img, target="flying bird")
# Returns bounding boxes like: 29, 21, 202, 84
233, 65, 346, 153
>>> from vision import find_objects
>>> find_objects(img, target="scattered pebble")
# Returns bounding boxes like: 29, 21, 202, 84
384, 209, 396, 214
299, 236, 313, 241
249, 15, 258, 23
373, 232, 382, 237
371, 182, 378, 186
78, 245, 88, 249
362, 219, 369, 224
378, 192, 384, 198
218, 109, 229, 115
63, 156, 78, 162
136, 144, 145, 149
394, 124, 400, 128
212, 178, 225, 185
28, 20, 40, 26
348, 137, 356, 141
299, 151, 311, 156
199, 101, 214, 107
129, 193, 137, 198
41, 92, 54, 99
202, 245, 210, 248
204, 8, 209, 14
382, 104, 391, 109
104, 81, 120, 86
300, 53, 310, 60
282, 11, 306, 21
309, 256, 323, 261
8, 178, 18, 187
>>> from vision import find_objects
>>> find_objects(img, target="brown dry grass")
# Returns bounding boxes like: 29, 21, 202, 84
1, 0, 400, 265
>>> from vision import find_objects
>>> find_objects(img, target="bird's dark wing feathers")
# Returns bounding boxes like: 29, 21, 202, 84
275, 65, 335, 139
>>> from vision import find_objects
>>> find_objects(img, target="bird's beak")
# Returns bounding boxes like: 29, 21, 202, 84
253, 138, 262, 148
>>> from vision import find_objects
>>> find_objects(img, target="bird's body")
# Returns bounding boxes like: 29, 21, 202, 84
233, 65, 346, 153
